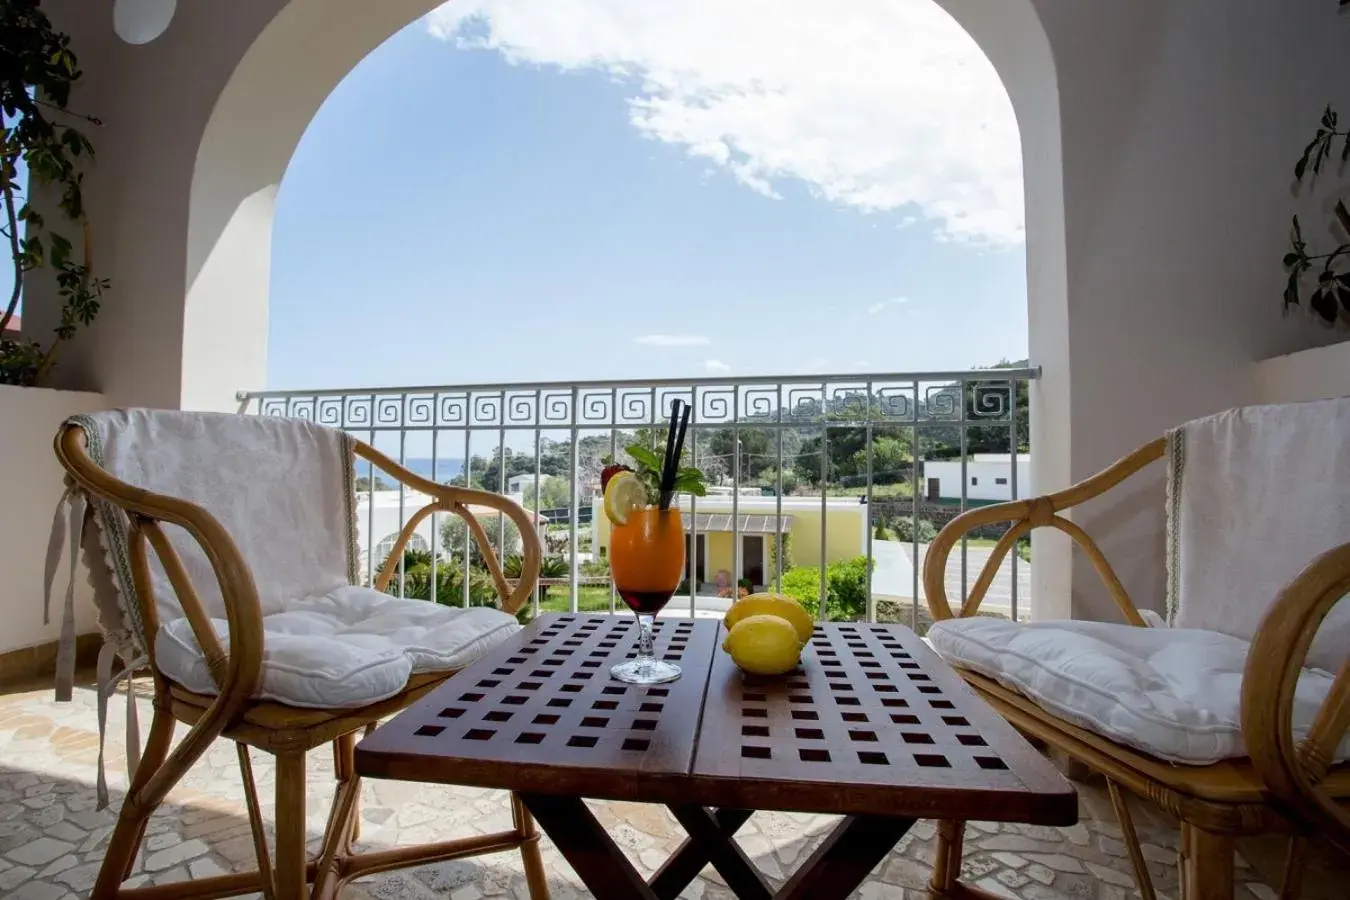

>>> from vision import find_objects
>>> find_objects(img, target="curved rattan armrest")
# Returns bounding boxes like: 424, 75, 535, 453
355, 442, 541, 615
1242, 543, 1350, 848
923, 437, 1165, 624
53, 423, 265, 715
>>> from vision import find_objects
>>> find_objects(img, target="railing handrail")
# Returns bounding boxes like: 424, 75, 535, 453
237, 367, 1040, 402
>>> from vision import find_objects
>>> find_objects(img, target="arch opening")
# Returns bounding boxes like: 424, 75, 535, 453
185, 0, 1069, 616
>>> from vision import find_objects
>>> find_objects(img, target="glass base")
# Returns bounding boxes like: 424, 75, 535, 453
611, 656, 682, 685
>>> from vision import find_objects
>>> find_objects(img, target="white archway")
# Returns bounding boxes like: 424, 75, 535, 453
185, 0, 1070, 614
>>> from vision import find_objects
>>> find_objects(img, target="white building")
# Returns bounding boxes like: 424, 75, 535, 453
924, 455, 1031, 504
507, 473, 552, 496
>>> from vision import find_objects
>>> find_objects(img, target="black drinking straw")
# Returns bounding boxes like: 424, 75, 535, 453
659, 400, 691, 509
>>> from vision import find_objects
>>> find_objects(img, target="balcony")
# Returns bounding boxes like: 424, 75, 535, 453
238, 370, 1036, 631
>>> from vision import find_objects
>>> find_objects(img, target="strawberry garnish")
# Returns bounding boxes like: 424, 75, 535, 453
601, 463, 633, 492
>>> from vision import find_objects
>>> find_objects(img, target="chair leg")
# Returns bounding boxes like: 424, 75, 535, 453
274, 749, 309, 900
928, 820, 965, 895
511, 792, 551, 899
1179, 821, 1234, 900
237, 743, 276, 900
1280, 835, 1308, 900
1106, 779, 1157, 900
332, 732, 360, 850
334, 725, 374, 847
91, 706, 178, 900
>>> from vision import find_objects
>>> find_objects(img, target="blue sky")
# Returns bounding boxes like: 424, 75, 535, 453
266, 0, 1029, 390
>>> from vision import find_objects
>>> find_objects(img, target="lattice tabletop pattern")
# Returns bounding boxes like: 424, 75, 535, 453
356, 614, 1074, 824
692, 621, 1074, 823
356, 615, 716, 800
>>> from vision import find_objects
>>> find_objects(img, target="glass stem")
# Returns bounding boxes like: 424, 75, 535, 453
637, 613, 655, 660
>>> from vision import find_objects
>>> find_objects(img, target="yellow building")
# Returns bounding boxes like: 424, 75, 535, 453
591, 492, 869, 591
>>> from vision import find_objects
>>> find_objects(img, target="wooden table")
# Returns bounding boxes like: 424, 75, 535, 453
355, 614, 1077, 899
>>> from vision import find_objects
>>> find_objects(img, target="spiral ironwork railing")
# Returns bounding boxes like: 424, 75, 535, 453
239, 368, 1036, 630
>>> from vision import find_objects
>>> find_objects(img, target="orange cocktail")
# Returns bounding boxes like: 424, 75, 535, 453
602, 398, 698, 685
608, 507, 685, 684
610, 507, 685, 615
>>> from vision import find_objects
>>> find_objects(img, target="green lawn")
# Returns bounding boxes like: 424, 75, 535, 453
826, 483, 914, 499
961, 537, 999, 549
537, 584, 615, 614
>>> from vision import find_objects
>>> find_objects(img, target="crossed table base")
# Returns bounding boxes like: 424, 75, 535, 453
523, 798, 913, 900
355, 614, 1077, 900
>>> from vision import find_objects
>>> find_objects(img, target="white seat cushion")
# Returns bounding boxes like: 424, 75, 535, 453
156, 586, 521, 708
928, 617, 1350, 766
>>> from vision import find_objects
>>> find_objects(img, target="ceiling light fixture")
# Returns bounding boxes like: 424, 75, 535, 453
113, 0, 176, 45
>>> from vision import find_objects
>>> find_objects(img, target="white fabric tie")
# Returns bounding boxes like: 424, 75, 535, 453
43, 483, 85, 702
94, 642, 142, 810
44, 483, 145, 810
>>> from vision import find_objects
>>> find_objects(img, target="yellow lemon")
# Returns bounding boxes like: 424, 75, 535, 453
724, 593, 814, 644
602, 470, 647, 525
723, 614, 802, 675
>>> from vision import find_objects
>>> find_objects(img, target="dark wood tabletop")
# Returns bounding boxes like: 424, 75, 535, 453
355, 613, 1076, 826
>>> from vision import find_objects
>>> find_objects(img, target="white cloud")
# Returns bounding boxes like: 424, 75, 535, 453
867, 296, 910, 315
424, 0, 1024, 247
702, 359, 732, 373
634, 333, 711, 347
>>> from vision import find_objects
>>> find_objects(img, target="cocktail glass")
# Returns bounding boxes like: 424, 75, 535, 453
609, 507, 685, 684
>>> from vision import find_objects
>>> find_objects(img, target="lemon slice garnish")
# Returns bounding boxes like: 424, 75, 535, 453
602, 470, 648, 525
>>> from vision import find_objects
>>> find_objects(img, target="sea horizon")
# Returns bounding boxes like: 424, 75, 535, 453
355, 457, 464, 481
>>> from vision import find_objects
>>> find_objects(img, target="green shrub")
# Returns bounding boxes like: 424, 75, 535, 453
391, 561, 498, 607
892, 516, 938, 543
580, 556, 611, 577
779, 566, 822, 610
779, 556, 872, 621
873, 524, 892, 541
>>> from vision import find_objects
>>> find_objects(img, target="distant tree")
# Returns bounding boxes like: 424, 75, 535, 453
707, 427, 773, 481
476, 448, 539, 495
523, 476, 572, 511
757, 465, 801, 495
439, 513, 522, 564
355, 475, 392, 492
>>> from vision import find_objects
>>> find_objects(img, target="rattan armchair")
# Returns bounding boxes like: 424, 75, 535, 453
55, 422, 549, 900
1244, 542, 1350, 868
923, 437, 1350, 900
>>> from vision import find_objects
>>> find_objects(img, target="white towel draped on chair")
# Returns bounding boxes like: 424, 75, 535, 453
1165, 398, 1350, 673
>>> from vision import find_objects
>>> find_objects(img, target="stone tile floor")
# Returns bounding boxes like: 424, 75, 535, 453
0, 678, 1346, 900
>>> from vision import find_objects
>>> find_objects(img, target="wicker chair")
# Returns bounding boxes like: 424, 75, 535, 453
1244, 542, 1350, 878
923, 434, 1350, 900
55, 416, 549, 900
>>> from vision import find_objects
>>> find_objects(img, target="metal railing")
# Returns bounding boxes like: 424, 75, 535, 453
238, 368, 1036, 632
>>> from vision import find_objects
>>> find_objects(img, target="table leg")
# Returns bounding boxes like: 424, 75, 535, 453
665, 807, 772, 900
775, 814, 916, 900
649, 807, 755, 900
518, 793, 658, 900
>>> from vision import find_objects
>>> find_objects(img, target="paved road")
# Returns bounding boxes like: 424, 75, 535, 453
871, 539, 1030, 618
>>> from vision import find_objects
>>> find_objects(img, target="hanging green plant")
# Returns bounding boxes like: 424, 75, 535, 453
0, 0, 109, 386
1282, 1, 1350, 324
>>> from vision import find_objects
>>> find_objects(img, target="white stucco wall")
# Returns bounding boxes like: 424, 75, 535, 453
23, 0, 1350, 623
1254, 340, 1350, 404
0, 386, 109, 655
1030, 0, 1350, 621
